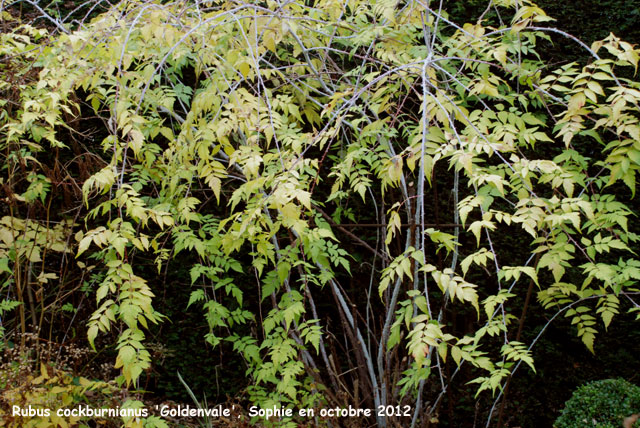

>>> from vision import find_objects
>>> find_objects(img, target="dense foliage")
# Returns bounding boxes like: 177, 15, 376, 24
2, 0, 640, 427
555, 379, 640, 428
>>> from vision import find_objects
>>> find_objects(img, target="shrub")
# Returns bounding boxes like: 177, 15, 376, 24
555, 379, 640, 428
0, 333, 165, 428
0, 359, 115, 428
4, 0, 640, 426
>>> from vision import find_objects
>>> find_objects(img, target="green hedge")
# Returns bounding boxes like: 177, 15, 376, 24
555, 379, 640, 428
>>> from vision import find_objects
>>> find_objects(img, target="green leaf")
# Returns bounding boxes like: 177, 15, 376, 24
0, 258, 12, 274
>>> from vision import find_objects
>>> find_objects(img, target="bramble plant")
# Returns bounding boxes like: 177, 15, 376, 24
2, 0, 640, 426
